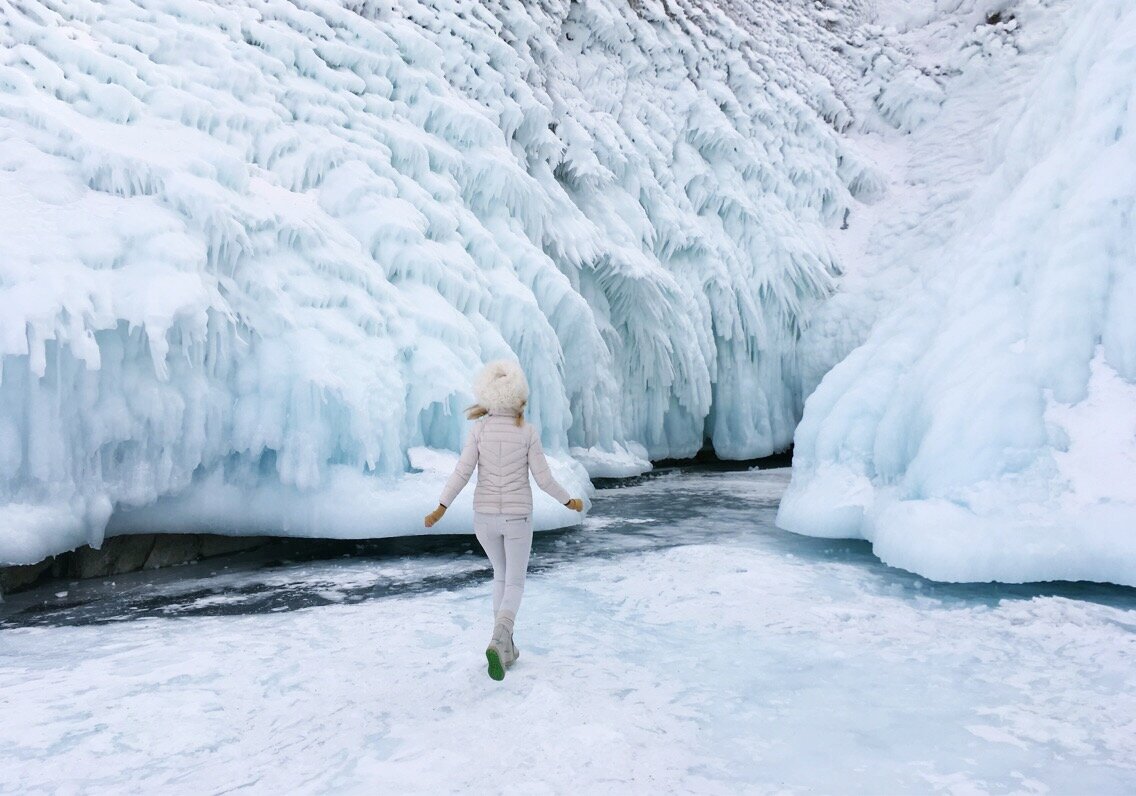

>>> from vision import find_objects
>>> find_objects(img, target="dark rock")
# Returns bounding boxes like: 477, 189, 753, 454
1, 534, 269, 595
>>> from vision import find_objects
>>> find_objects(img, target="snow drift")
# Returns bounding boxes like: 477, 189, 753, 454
779, 0, 1136, 586
0, 0, 874, 564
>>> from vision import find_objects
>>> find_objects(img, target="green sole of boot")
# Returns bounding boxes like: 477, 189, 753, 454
486, 648, 505, 681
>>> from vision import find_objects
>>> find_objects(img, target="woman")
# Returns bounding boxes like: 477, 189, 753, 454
424, 360, 584, 681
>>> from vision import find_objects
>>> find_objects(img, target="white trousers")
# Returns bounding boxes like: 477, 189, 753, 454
473, 512, 534, 622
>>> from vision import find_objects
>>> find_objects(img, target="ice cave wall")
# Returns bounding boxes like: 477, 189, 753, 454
0, 0, 884, 562
779, 0, 1136, 586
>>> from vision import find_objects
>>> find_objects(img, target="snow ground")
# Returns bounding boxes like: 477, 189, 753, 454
2, 469, 1134, 793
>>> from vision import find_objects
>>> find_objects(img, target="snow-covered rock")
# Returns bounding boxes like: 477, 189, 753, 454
779, 0, 1136, 586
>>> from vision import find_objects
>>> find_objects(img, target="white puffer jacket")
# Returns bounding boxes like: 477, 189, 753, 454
438, 411, 571, 515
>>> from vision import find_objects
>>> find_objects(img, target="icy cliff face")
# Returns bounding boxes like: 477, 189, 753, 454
7, 0, 1130, 581
0, 0, 875, 563
779, 0, 1136, 586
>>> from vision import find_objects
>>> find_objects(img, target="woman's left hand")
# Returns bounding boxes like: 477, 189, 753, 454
424, 505, 446, 528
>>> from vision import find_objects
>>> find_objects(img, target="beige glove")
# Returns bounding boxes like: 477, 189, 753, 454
424, 504, 447, 528
565, 498, 584, 512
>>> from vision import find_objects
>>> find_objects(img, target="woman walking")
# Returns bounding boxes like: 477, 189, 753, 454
424, 360, 584, 681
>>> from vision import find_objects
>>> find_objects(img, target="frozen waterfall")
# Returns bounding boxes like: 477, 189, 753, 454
779, 0, 1136, 587
0, 0, 874, 564
3, 0, 1132, 586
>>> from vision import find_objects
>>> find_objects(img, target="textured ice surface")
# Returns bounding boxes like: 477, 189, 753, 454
2, 470, 1134, 792
780, 0, 1136, 585
0, 0, 883, 563
3, 0, 1132, 583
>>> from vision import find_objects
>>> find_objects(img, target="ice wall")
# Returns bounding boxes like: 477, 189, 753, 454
0, 0, 873, 563
779, 0, 1136, 586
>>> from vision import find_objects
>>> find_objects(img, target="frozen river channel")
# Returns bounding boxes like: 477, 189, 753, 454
2, 468, 1134, 793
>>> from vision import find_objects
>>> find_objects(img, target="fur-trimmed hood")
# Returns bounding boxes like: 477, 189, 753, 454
473, 360, 529, 412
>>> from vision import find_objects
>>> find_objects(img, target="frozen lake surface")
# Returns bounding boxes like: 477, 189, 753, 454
2, 468, 1134, 793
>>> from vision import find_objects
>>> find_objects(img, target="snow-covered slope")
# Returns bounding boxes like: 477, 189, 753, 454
0, 0, 879, 564
779, 0, 1136, 586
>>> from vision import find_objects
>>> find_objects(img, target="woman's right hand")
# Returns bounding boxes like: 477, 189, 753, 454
565, 498, 584, 512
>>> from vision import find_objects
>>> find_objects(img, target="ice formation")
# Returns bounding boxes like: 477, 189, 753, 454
0, 0, 873, 563
779, 0, 1136, 586
4, 0, 1132, 583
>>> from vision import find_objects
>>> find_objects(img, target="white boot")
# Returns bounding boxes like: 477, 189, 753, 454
486, 617, 514, 681
483, 613, 520, 681
498, 624, 519, 668
505, 634, 520, 667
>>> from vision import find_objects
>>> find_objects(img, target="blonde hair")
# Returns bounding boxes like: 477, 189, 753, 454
466, 401, 525, 426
